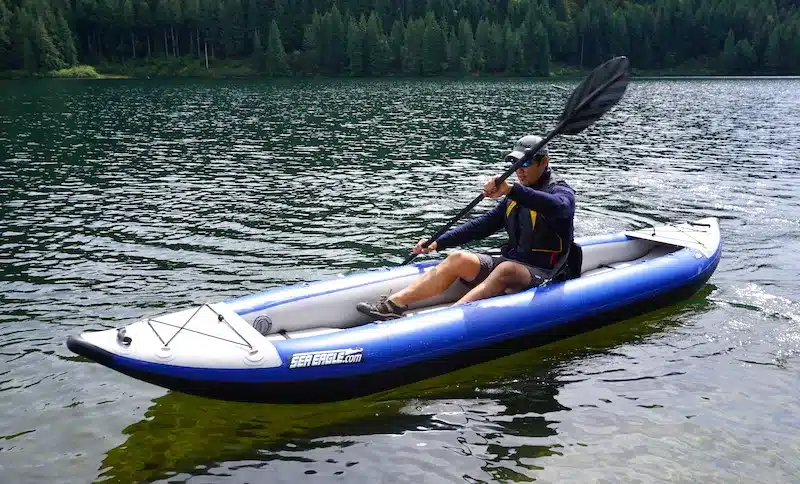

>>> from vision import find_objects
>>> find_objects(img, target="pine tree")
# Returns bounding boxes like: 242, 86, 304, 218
422, 12, 445, 75
136, 0, 154, 58
221, 0, 245, 58
265, 19, 289, 76
11, 7, 34, 70
53, 10, 77, 66
735, 39, 757, 73
445, 27, 459, 72
458, 18, 474, 73
402, 18, 424, 75
765, 26, 782, 72
720, 29, 736, 73
252, 28, 265, 72
324, 5, 346, 75
365, 13, 390, 75
474, 19, 489, 72
532, 21, 550, 76
0, 0, 11, 62
33, 18, 64, 71
302, 11, 323, 74
486, 21, 503, 73
346, 15, 364, 76
23, 36, 37, 71
388, 19, 404, 71
120, 0, 134, 58
375, 0, 396, 33
504, 25, 523, 75
363, 12, 379, 75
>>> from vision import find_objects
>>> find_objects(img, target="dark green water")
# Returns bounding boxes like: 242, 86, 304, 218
1, 77, 799, 483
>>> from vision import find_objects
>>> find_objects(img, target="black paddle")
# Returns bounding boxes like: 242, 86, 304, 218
402, 56, 632, 265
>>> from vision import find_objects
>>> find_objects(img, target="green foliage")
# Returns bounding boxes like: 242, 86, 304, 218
33, 18, 64, 71
364, 12, 390, 75
324, 5, 346, 75
403, 18, 424, 75
2, 0, 800, 75
265, 20, 289, 76
252, 28, 265, 72
49, 64, 100, 77
53, 10, 77, 66
421, 12, 445, 75
346, 15, 364, 76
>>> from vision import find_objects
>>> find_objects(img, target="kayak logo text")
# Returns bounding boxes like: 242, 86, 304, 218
288, 348, 364, 369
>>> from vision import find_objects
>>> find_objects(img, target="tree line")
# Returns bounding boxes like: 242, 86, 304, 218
1, 0, 799, 76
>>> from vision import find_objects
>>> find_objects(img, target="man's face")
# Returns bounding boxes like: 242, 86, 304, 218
516, 157, 548, 186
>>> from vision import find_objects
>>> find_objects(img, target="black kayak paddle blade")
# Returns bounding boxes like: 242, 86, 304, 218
558, 56, 631, 136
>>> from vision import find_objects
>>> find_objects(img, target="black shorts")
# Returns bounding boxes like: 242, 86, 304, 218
460, 254, 549, 290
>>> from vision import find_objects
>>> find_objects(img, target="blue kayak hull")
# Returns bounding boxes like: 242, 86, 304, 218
67, 221, 722, 403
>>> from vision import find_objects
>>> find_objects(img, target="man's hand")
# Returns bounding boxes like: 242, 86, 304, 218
412, 238, 438, 254
483, 178, 513, 199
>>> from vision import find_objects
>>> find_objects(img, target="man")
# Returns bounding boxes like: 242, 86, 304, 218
357, 135, 576, 320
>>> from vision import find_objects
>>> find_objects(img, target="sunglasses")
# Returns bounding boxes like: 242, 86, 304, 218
508, 155, 546, 168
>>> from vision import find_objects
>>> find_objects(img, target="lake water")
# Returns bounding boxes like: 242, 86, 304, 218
1, 77, 799, 483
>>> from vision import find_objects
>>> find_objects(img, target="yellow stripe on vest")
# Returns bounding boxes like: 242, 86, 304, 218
505, 200, 517, 218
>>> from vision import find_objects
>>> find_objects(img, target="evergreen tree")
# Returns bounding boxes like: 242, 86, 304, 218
0, 0, 10, 62
486, 21, 503, 72
458, 18, 474, 73
12, 7, 36, 70
346, 15, 364, 76
720, 29, 737, 73
265, 19, 289, 75
735, 38, 757, 73
422, 12, 445, 75
365, 12, 390, 75
403, 18, 425, 75
532, 21, 550, 76
474, 18, 489, 72
302, 11, 323, 73
375, 0, 395, 32
363, 12, 378, 75
120, 0, 134, 58
504, 25, 523, 74
765, 26, 782, 72
135, 0, 154, 58
23, 36, 37, 71
552, 0, 569, 21
445, 27, 459, 72
388, 19, 404, 71
53, 10, 77, 65
324, 5, 346, 75
33, 18, 64, 70
252, 27, 265, 72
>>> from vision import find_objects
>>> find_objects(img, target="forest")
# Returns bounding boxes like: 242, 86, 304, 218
1, 0, 799, 77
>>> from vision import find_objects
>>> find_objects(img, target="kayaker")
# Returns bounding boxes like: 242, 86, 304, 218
357, 135, 576, 320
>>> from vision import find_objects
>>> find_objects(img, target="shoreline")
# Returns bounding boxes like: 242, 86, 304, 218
2, 62, 797, 81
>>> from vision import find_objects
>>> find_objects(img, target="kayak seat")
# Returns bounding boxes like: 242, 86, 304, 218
564, 242, 583, 280
550, 242, 583, 283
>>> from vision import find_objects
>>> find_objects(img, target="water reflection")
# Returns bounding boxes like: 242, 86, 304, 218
97, 288, 711, 483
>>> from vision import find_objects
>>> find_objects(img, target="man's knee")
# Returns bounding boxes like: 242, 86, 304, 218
441, 251, 481, 278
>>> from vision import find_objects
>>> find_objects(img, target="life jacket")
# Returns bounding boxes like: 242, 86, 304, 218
502, 170, 569, 269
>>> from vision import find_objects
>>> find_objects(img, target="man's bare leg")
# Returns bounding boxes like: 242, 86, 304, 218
455, 261, 532, 305
391, 251, 482, 307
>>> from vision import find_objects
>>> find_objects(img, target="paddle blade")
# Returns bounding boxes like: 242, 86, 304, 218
558, 56, 631, 135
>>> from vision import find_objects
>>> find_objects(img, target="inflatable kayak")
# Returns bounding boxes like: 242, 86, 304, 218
67, 217, 721, 403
